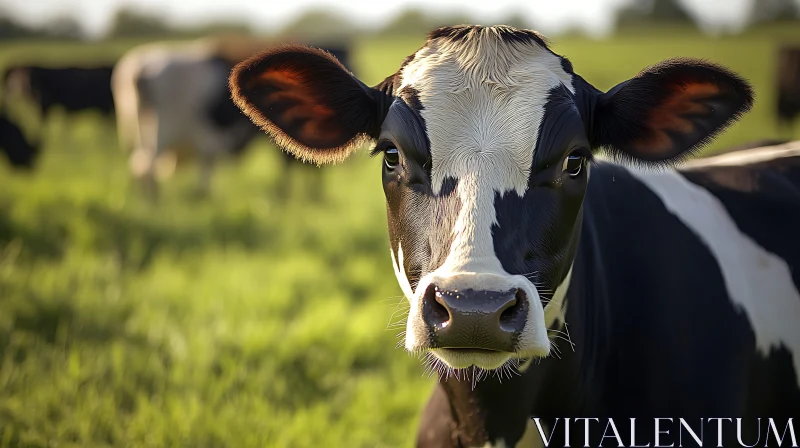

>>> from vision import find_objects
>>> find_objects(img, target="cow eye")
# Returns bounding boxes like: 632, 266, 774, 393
384, 147, 400, 169
562, 153, 585, 177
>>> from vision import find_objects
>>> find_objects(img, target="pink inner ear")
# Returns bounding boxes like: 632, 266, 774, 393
253, 68, 304, 89
248, 66, 343, 148
633, 82, 720, 156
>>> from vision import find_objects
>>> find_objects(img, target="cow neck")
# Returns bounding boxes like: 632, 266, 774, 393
437, 366, 543, 446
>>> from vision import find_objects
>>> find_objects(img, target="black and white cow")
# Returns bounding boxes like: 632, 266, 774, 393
112, 41, 259, 196
229, 26, 800, 447
113, 39, 352, 197
3, 65, 115, 120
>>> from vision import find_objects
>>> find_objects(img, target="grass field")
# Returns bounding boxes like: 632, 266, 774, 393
1, 27, 800, 447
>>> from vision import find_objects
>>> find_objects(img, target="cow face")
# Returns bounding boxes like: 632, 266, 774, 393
230, 26, 752, 373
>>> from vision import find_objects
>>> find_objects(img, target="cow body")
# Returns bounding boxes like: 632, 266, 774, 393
228, 26, 800, 448
3, 65, 115, 119
112, 41, 259, 196
777, 46, 800, 132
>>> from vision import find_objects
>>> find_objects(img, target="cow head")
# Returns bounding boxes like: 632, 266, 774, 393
230, 26, 752, 373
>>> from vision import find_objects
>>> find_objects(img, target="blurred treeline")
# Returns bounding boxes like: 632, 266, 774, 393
1, 0, 799, 43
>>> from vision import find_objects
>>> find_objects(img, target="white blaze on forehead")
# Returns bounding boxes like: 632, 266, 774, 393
398, 30, 574, 276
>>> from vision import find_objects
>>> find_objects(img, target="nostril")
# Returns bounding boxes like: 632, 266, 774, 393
499, 289, 529, 332
422, 284, 451, 330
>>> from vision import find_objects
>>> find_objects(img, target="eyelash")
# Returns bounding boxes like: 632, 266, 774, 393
369, 140, 395, 158
570, 146, 594, 162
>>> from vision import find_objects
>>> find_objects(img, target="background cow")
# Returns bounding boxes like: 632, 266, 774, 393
112, 40, 258, 197
777, 45, 800, 133
230, 25, 800, 447
0, 110, 38, 169
112, 38, 351, 198
2, 64, 115, 122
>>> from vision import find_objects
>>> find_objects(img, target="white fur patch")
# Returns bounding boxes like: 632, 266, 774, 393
390, 242, 415, 299
627, 167, 800, 386
398, 28, 575, 367
684, 141, 800, 169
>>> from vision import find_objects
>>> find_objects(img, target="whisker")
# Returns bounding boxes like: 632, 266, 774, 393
563, 322, 576, 351
395, 331, 406, 349
378, 295, 406, 303
550, 335, 576, 352
551, 342, 563, 360
385, 307, 409, 330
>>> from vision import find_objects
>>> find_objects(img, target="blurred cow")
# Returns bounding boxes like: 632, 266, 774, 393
112, 38, 351, 197
777, 46, 800, 133
2, 65, 115, 122
112, 40, 259, 197
0, 110, 38, 169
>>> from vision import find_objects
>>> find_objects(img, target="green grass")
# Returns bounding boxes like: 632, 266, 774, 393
1, 27, 799, 447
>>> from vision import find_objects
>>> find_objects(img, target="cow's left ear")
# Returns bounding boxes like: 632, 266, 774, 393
229, 45, 390, 165
589, 58, 754, 163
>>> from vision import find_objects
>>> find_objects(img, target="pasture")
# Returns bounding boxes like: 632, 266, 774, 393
1, 28, 799, 447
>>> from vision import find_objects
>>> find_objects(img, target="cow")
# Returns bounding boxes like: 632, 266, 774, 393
777, 46, 800, 134
111, 40, 261, 197
2, 65, 115, 122
229, 25, 800, 447
112, 39, 351, 198
0, 110, 38, 169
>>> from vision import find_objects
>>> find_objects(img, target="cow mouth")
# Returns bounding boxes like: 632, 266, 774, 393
437, 347, 503, 354
430, 347, 513, 370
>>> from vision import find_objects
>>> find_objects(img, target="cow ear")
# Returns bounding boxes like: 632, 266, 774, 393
229, 45, 388, 165
589, 58, 754, 164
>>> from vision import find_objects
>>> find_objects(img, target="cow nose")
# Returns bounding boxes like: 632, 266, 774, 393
422, 284, 528, 352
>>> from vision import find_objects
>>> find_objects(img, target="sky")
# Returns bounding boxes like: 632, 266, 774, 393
0, 0, 775, 38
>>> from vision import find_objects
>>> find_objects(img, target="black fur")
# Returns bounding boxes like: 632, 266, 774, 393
0, 111, 38, 168
3, 65, 115, 119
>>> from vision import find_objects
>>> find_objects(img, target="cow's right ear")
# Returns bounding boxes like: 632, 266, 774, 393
229, 45, 389, 165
